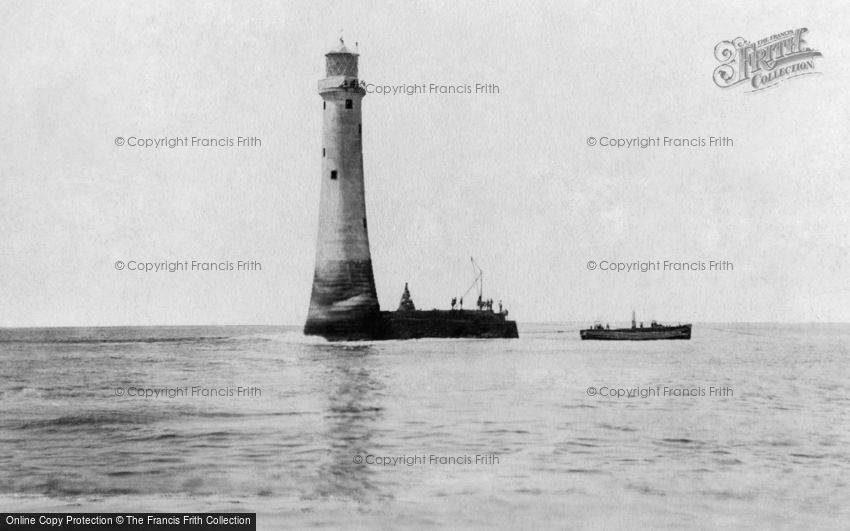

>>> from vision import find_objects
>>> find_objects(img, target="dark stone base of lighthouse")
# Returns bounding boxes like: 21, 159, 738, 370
303, 259, 383, 341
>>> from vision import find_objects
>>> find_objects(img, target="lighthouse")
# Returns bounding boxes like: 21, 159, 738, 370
304, 41, 381, 339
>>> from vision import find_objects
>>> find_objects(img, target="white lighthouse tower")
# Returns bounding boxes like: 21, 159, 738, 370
304, 41, 381, 339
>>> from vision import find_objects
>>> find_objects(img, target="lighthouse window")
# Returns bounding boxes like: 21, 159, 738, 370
358, 124, 361, 134
322, 148, 325, 157
323, 101, 326, 110
330, 170, 337, 180
345, 99, 353, 109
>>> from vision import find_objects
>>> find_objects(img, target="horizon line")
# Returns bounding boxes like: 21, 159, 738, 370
2, 320, 850, 329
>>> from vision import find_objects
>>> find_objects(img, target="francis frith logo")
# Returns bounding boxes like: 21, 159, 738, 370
713, 28, 822, 92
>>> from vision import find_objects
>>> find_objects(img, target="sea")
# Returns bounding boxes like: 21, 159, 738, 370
0, 323, 848, 530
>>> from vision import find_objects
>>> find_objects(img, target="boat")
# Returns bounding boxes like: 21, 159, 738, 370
580, 311, 691, 340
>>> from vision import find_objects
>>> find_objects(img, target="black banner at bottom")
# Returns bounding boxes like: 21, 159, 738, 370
1, 514, 256, 531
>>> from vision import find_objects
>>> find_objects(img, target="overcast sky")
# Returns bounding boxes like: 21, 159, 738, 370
1, 0, 848, 326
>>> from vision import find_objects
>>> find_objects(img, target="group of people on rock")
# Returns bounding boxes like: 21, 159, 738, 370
450, 296, 506, 315
477, 296, 495, 311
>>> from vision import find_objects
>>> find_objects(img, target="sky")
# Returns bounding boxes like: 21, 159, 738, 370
1, 0, 848, 326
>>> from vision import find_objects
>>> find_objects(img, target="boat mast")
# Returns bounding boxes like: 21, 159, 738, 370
473, 257, 483, 301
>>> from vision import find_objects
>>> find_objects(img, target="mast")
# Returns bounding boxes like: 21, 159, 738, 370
462, 257, 484, 303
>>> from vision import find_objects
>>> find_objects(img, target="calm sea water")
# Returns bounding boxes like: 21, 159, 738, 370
1, 324, 848, 529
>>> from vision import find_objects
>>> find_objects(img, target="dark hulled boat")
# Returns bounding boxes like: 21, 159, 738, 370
580, 311, 691, 341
